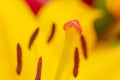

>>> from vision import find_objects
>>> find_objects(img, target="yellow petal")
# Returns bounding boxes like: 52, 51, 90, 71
0, 0, 39, 79
61, 42, 120, 80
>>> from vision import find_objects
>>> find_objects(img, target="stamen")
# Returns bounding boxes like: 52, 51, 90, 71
25, 0, 49, 14
17, 43, 22, 75
73, 48, 79, 77
80, 35, 87, 59
29, 28, 39, 49
35, 57, 42, 80
47, 23, 56, 43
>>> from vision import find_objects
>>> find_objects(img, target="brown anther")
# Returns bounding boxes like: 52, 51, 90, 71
17, 43, 22, 75
35, 57, 42, 80
80, 35, 87, 59
73, 48, 79, 77
29, 28, 39, 49
47, 23, 56, 43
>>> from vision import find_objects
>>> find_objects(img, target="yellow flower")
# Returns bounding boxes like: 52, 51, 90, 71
1, 0, 113, 80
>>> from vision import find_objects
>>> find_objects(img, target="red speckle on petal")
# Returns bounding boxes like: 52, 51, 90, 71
26, 0, 49, 14
82, 0, 94, 7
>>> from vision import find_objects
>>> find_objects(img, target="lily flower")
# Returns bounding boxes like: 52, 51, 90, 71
0, 0, 106, 80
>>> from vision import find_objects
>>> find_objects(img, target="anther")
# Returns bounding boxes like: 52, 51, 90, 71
16, 43, 22, 75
